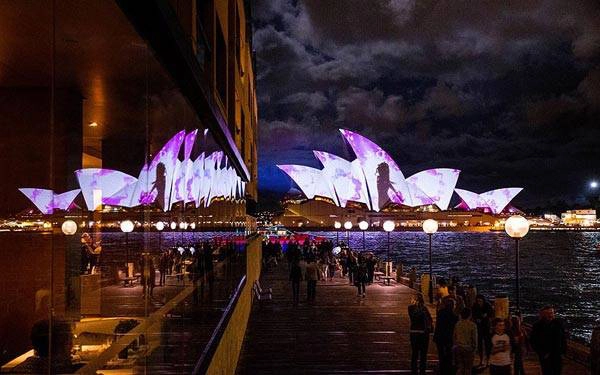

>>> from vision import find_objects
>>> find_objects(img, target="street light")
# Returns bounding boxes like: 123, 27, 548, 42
383, 220, 395, 259
120, 220, 134, 277
591, 181, 598, 189
344, 221, 352, 246
61, 220, 78, 236
505, 215, 530, 313
170, 221, 177, 230
155, 222, 164, 252
334, 221, 342, 245
359, 220, 369, 251
422, 219, 439, 303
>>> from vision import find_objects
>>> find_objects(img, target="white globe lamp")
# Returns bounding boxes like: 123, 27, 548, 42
61, 220, 77, 236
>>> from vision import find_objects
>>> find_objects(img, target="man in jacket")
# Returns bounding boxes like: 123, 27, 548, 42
408, 293, 433, 375
434, 298, 458, 375
530, 306, 567, 375
453, 308, 477, 375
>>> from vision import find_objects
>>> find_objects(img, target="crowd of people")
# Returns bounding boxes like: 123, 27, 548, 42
409, 283, 567, 375
78, 231, 243, 299
264, 235, 571, 375
262, 238, 386, 304
137, 240, 217, 298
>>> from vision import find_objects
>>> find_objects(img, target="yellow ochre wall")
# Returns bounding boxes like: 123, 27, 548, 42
206, 235, 262, 374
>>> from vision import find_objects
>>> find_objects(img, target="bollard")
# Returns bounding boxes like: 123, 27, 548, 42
592, 325, 600, 375
421, 274, 430, 299
396, 263, 403, 282
494, 295, 509, 319
384, 261, 393, 277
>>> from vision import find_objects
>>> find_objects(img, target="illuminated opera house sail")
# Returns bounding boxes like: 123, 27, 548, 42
19, 130, 246, 214
277, 129, 522, 214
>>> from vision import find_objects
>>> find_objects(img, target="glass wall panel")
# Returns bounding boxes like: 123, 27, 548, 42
0, 1, 256, 373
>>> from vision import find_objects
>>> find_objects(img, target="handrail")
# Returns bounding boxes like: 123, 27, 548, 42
76, 283, 197, 374
192, 275, 247, 374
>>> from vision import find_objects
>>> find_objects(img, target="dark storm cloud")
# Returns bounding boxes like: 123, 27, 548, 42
254, 0, 600, 209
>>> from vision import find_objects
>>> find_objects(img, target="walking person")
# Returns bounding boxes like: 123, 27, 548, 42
530, 306, 567, 375
510, 315, 527, 375
453, 308, 477, 375
472, 294, 493, 367
408, 293, 432, 375
489, 318, 512, 375
355, 255, 368, 297
433, 297, 458, 375
289, 259, 302, 306
159, 250, 169, 286
305, 259, 320, 303
408, 267, 417, 289
347, 252, 357, 285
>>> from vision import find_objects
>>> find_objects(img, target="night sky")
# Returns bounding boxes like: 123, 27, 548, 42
253, 0, 600, 211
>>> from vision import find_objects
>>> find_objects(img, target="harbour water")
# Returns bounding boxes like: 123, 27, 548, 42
305, 230, 600, 344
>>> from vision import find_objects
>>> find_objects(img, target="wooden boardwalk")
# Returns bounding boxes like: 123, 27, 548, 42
237, 263, 437, 373
237, 262, 590, 374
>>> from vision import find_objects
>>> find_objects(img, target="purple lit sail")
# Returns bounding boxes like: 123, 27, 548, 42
480, 188, 523, 214
313, 151, 369, 208
75, 168, 137, 210
130, 131, 186, 210
54, 189, 82, 210
204, 152, 223, 207
454, 188, 523, 214
18, 188, 81, 214
407, 168, 461, 210
339, 129, 412, 210
277, 164, 335, 201
190, 153, 206, 207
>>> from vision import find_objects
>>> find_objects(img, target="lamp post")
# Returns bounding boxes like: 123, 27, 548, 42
505, 215, 530, 313
155, 221, 164, 252
344, 221, 352, 247
422, 219, 439, 304
334, 221, 342, 245
383, 220, 395, 278
359, 220, 369, 251
57, 219, 77, 369
120, 220, 134, 277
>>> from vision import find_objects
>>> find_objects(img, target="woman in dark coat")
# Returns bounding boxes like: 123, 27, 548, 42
472, 294, 493, 367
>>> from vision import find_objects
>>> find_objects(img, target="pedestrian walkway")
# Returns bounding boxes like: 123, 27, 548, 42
237, 262, 437, 373
237, 262, 590, 374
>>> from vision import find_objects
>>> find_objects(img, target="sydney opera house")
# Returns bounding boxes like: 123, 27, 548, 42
19, 130, 246, 215
275, 130, 523, 230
